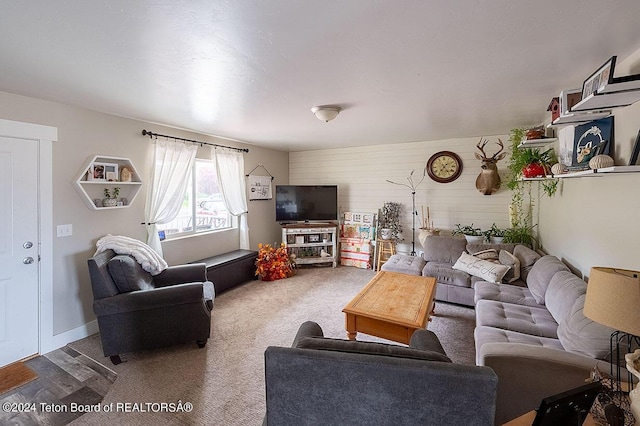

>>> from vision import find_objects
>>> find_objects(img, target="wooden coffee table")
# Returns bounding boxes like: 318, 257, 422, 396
342, 271, 437, 344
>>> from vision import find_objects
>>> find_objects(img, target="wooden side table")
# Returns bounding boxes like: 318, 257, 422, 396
376, 239, 396, 271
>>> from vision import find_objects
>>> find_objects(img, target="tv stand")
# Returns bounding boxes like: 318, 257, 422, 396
282, 223, 337, 268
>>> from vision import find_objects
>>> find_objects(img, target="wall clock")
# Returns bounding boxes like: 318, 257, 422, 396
426, 151, 463, 183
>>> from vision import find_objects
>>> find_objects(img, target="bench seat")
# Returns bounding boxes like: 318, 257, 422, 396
192, 249, 258, 293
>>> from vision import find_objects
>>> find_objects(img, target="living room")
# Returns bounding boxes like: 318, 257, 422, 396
1, 2, 640, 425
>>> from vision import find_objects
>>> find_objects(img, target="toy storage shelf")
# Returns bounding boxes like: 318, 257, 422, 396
282, 223, 338, 268
73, 155, 143, 210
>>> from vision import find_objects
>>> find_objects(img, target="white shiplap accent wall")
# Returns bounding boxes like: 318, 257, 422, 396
290, 135, 513, 253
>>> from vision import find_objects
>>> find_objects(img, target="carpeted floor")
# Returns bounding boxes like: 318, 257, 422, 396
67, 266, 476, 425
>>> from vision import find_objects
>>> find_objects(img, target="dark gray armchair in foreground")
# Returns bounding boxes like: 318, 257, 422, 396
88, 249, 214, 364
264, 321, 498, 426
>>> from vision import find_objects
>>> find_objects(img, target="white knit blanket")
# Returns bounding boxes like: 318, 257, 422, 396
95, 234, 168, 275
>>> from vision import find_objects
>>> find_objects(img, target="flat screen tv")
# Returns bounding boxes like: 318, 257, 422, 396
275, 185, 338, 223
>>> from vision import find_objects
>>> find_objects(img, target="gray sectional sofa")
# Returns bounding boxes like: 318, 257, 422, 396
381, 235, 537, 307
474, 254, 618, 424
382, 234, 624, 424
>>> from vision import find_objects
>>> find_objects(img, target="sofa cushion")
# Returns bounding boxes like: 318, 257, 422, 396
107, 255, 154, 293
556, 294, 615, 359
545, 271, 587, 324
526, 255, 570, 305
474, 282, 538, 307
475, 299, 559, 338
423, 262, 471, 287
422, 235, 468, 263
499, 250, 520, 283
380, 254, 426, 276
513, 245, 541, 282
296, 336, 452, 363
452, 252, 509, 284
474, 325, 565, 365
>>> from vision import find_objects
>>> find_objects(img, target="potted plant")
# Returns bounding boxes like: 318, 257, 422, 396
502, 223, 537, 246
483, 223, 506, 244
378, 202, 402, 240
102, 187, 120, 207
520, 147, 555, 178
452, 223, 483, 243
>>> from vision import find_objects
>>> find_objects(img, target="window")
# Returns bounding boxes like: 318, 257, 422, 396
157, 159, 231, 237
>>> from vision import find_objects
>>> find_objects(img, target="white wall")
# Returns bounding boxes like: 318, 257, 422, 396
290, 136, 512, 254
0, 90, 288, 345
538, 47, 640, 278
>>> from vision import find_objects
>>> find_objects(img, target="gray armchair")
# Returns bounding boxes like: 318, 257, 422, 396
264, 321, 498, 426
87, 249, 214, 364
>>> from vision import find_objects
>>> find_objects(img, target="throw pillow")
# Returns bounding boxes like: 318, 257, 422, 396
296, 336, 452, 363
470, 248, 499, 261
513, 245, 541, 281
499, 250, 520, 283
107, 254, 154, 293
452, 252, 510, 284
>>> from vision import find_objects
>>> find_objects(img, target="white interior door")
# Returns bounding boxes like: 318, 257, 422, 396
0, 136, 39, 366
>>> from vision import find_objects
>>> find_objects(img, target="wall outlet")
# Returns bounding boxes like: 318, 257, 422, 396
57, 224, 73, 237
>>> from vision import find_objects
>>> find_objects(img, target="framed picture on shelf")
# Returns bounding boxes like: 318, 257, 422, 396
581, 56, 617, 99
91, 162, 118, 182
572, 117, 614, 167
629, 129, 640, 166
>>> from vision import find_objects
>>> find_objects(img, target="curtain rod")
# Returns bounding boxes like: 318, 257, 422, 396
141, 129, 249, 153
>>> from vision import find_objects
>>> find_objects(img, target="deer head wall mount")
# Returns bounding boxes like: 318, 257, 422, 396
475, 138, 506, 195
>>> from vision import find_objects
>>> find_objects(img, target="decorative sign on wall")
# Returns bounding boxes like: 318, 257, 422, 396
246, 163, 274, 200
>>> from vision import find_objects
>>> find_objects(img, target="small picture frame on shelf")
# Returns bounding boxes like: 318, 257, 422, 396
91, 162, 118, 182
581, 56, 617, 99
308, 234, 320, 242
572, 117, 613, 167
629, 129, 640, 166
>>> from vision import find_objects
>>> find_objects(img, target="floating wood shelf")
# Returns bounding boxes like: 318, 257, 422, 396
517, 138, 558, 148
522, 165, 640, 181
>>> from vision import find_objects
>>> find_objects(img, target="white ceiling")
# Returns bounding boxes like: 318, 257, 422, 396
1, 1, 640, 152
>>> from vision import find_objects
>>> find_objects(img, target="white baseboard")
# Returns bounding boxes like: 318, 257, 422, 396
46, 320, 99, 353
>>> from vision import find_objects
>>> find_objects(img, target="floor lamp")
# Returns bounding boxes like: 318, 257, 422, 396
584, 267, 640, 394
386, 170, 425, 256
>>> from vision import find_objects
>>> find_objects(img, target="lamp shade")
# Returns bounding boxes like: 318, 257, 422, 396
584, 267, 640, 336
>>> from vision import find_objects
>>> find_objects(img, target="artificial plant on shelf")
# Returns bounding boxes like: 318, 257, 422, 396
255, 243, 295, 281
378, 201, 402, 240
503, 127, 565, 245
452, 224, 482, 237
504, 128, 538, 245
103, 187, 120, 199
483, 223, 506, 243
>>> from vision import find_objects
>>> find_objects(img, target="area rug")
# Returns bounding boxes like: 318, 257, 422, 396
0, 361, 38, 394
67, 266, 476, 426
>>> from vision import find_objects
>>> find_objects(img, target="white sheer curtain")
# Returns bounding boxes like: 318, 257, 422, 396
145, 139, 197, 256
213, 148, 249, 249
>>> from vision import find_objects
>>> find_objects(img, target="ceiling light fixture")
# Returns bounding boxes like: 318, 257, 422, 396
311, 106, 341, 122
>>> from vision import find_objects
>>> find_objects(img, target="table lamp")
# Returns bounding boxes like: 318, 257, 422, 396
584, 266, 640, 392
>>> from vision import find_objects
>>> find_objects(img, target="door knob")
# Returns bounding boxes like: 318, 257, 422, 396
23, 241, 33, 249
23, 257, 34, 264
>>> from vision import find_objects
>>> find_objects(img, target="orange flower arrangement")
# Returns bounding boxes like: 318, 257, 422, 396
255, 243, 295, 281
